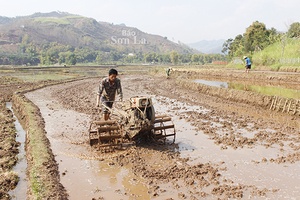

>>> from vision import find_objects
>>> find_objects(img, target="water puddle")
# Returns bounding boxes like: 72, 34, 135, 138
6, 102, 27, 199
153, 96, 300, 199
194, 79, 300, 99
25, 88, 151, 200
194, 79, 228, 88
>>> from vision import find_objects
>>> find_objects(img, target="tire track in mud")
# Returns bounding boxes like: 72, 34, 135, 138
27, 75, 300, 199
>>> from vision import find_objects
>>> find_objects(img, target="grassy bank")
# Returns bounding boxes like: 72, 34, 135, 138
12, 93, 68, 200
252, 38, 300, 72
9, 78, 88, 199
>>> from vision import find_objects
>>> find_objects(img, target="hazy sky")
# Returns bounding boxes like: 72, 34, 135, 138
1, 0, 299, 43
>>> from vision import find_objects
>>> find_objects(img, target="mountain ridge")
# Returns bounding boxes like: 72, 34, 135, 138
188, 39, 225, 54
0, 11, 197, 55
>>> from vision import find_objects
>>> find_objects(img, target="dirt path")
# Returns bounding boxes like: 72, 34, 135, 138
25, 74, 300, 199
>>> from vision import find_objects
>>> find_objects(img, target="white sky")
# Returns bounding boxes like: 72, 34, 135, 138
0, 0, 299, 43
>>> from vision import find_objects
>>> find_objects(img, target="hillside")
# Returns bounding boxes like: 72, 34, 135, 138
250, 38, 300, 71
0, 11, 196, 55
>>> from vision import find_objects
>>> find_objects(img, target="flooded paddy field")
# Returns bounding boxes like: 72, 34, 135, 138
1, 67, 299, 199
194, 79, 300, 99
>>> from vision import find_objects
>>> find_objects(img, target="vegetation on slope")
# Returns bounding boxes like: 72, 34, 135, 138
223, 21, 300, 71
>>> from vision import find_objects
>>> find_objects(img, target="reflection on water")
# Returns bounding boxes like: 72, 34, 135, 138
194, 79, 300, 99
6, 102, 27, 200
97, 162, 150, 200
194, 79, 228, 88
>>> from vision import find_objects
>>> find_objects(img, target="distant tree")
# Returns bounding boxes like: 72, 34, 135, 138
158, 54, 171, 63
287, 22, 300, 38
191, 54, 199, 63
155, 54, 164, 63
227, 34, 244, 58
135, 52, 144, 62
179, 54, 191, 63
170, 51, 179, 65
25, 43, 38, 57
244, 21, 270, 53
144, 53, 152, 63
123, 54, 136, 63
203, 54, 213, 63
151, 53, 159, 63
110, 51, 122, 62
40, 52, 51, 65
20, 34, 30, 53
222, 38, 233, 55
96, 53, 102, 64
279, 33, 288, 57
66, 52, 76, 65
268, 27, 281, 44
97, 52, 111, 64
74, 48, 97, 63
39, 42, 74, 65
144, 52, 158, 63
58, 52, 66, 64
225, 22, 283, 60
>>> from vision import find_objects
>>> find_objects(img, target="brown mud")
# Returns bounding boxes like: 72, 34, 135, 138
0, 76, 29, 200
0, 102, 19, 200
0, 75, 83, 199
24, 69, 300, 199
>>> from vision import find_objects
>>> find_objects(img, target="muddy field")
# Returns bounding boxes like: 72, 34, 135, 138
0, 69, 300, 199
21, 68, 300, 200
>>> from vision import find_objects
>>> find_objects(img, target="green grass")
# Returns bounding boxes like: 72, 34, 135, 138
252, 38, 300, 71
13, 93, 67, 199
230, 83, 300, 99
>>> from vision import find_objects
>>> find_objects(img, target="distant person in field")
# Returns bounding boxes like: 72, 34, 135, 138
166, 67, 173, 79
96, 68, 123, 121
243, 56, 251, 73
